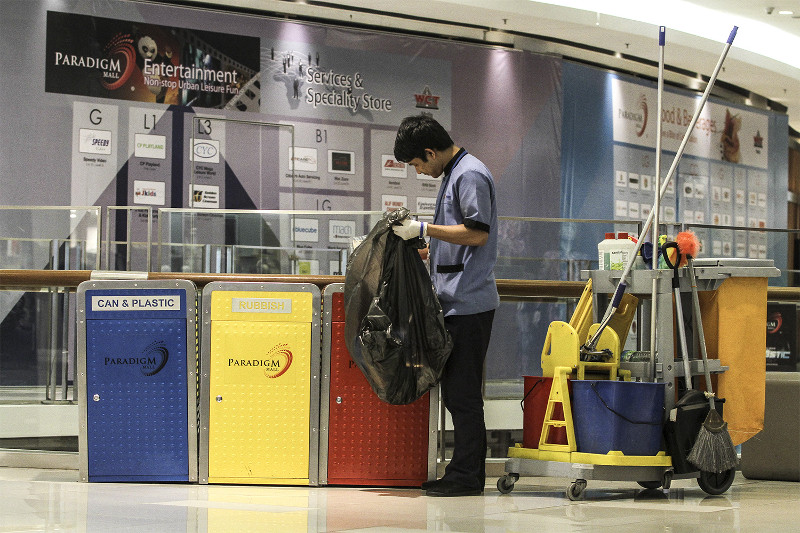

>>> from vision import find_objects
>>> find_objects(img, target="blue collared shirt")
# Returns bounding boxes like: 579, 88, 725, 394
430, 148, 500, 316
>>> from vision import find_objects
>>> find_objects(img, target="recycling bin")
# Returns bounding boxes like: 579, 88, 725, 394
319, 283, 437, 486
77, 279, 198, 482
199, 282, 320, 485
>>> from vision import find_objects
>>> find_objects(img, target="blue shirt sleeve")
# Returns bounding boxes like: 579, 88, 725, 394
455, 170, 494, 232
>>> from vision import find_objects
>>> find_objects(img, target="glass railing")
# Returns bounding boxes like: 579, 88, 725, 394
0, 206, 100, 415
0, 206, 101, 271
103, 206, 153, 271
495, 217, 642, 281
156, 209, 383, 274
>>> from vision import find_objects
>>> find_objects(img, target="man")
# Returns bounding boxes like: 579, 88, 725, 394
392, 115, 499, 497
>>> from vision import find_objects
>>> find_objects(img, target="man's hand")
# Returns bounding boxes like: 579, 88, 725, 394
392, 218, 426, 240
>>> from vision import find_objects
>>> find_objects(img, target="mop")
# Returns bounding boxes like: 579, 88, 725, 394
581, 25, 738, 360
678, 232, 739, 473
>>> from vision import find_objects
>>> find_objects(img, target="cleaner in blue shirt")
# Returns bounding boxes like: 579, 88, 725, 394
392, 114, 499, 497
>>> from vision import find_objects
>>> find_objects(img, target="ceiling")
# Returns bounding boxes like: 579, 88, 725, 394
173, 0, 800, 136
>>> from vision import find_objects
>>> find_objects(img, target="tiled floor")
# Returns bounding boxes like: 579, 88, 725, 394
2, 466, 800, 532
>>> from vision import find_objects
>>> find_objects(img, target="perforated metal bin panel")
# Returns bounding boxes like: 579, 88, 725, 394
77, 280, 198, 483
200, 282, 321, 485
319, 283, 438, 486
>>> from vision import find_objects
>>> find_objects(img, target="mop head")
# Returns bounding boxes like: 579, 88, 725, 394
687, 408, 739, 473
676, 231, 700, 266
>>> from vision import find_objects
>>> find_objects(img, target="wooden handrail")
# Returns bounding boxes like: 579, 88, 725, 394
1, 269, 796, 301
0, 269, 585, 299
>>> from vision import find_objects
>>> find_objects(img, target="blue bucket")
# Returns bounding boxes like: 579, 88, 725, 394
572, 380, 665, 456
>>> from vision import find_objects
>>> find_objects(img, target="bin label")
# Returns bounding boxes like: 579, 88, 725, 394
231, 298, 292, 314
91, 295, 180, 311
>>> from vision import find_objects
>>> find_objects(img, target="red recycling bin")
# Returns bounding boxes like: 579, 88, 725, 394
321, 287, 435, 486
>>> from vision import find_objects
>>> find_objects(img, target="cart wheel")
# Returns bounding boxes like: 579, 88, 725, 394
497, 474, 517, 494
566, 479, 587, 501
637, 480, 661, 489
697, 468, 735, 495
662, 470, 673, 491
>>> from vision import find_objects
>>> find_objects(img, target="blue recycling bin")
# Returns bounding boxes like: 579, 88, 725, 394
77, 279, 198, 482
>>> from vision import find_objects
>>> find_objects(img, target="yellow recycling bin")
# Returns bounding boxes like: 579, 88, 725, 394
199, 282, 321, 485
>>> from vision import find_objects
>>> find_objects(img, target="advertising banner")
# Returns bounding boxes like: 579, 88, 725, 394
45, 11, 260, 110
766, 303, 798, 372
261, 37, 451, 128
612, 78, 769, 169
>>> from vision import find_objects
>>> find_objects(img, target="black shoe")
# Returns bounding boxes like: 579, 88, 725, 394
425, 480, 483, 497
421, 478, 442, 490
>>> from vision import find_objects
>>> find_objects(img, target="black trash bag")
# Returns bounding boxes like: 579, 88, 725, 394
344, 207, 453, 405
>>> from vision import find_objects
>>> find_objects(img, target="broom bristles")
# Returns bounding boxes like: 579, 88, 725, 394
687, 409, 739, 473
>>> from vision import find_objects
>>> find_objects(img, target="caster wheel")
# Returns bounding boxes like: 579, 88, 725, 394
637, 481, 662, 489
497, 474, 517, 494
662, 471, 673, 490
566, 480, 587, 501
697, 468, 735, 495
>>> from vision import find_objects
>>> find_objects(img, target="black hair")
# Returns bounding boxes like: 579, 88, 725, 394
393, 115, 454, 163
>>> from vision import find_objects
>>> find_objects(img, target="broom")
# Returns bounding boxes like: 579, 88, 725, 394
677, 231, 739, 473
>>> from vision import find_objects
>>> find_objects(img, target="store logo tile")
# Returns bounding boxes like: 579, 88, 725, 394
289, 146, 318, 172
328, 150, 355, 174
414, 85, 440, 109
329, 220, 356, 243
292, 218, 319, 242
382, 194, 407, 211
79, 128, 112, 155
190, 184, 219, 208
381, 155, 407, 178
416, 197, 436, 215
134, 133, 166, 159
190, 139, 220, 163
133, 180, 165, 205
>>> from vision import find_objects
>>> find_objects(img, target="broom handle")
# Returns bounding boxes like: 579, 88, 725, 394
586, 26, 738, 351
650, 26, 666, 373
674, 281, 693, 391
686, 256, 716, 410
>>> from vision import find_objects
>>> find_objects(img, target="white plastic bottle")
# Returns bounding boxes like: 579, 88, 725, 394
597, 232, 616, 270
610, 232, 637, 270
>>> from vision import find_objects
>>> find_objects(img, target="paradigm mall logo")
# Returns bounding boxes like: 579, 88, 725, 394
54, 32, 136, 90
617, 93, 648, 137
228, 343, 293, 379
767, 312, 783, 334
104, 340, 169, 376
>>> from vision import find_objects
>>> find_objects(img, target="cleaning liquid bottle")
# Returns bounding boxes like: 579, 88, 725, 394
597, 232, 616, 270
612, 232, 637, 270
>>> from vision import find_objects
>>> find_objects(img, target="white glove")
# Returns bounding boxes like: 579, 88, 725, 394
392, 218, 426, 240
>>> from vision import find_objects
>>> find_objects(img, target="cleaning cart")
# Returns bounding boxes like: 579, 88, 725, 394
497, 260, 780, 500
